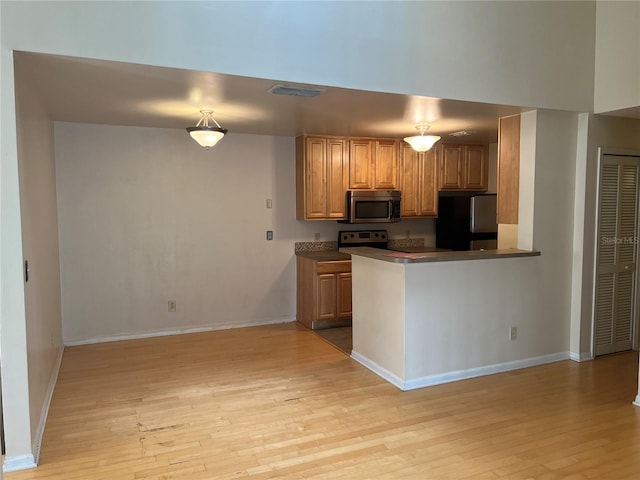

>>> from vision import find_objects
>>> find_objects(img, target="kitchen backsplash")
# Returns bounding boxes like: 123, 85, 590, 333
295, 238, 425, 252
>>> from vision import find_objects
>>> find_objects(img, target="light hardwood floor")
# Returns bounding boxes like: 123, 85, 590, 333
6, 323, 640, 480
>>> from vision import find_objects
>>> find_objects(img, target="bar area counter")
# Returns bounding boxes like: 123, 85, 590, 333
339, 246, 540, 263
340, 247, 569, 391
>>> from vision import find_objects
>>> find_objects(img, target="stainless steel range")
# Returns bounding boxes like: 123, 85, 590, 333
338, 230, 389, 249
338, 230, 447, 254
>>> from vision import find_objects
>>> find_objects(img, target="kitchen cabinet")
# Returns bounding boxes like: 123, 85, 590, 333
296, 256, 352, 330
349, 138, 399, 190
296, 136, 348, 220
438, 143, 489, 192
463, 145, 488, 190
400, 143, 438, 217
497, 115, 520, 224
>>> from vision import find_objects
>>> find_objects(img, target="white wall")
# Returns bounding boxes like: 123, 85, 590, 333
14, 64, 64, 465
0, 51, 33, 467
55, 124, 293, 342
351, 256, 406, 381
594, 0, 640, 115
1, 1, 596, 112
530, 110, 579, 352
404, 256, 558, 380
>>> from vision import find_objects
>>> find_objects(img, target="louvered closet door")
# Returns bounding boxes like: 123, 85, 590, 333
594, 155, 640, 356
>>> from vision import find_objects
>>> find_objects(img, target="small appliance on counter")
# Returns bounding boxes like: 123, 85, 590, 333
436, 193, 498, 251
338, 190, 401, 224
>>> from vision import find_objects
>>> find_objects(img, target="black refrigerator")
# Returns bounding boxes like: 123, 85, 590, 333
436, 193, 498, 251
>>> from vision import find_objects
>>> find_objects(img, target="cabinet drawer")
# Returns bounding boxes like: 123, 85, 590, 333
316, 260, 352, 274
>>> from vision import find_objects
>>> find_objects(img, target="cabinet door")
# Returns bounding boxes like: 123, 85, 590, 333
374, 140, 399, 189
463, 145, 488, 191
337, 272, 352, 318
440, 144, 463, 189
317, 274, 337, 320
326, 138, 348, 218
349, 139, 374, 189
497, 115, 520, 224
418, 147, 439, 216
303, 137, 328, 218
400, 144, 420, 217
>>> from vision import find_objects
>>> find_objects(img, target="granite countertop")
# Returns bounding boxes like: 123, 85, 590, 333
296, 250, 351, 261
339, 246, 540, 264
388, 246, 449, 253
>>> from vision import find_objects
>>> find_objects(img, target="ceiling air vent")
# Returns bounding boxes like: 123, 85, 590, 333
268, 84, 326, 98
449, 130, 476, 137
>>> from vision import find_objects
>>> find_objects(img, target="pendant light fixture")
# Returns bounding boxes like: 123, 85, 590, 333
186, 110, 228, 149
404, 124, 441, 152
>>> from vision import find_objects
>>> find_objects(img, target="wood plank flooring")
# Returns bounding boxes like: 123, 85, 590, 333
6, 323, 640, 479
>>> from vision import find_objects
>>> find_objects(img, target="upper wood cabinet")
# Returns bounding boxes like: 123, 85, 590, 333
349, 139, 374, 189
497, 115, 520, 224
463, 145, 488, 190
400, 143, 438, 217
440, 144, 464, 189
438, 143, 489, 192
296, 136, 348, 220
374, 140, 399, 189
349, 138, 399, 190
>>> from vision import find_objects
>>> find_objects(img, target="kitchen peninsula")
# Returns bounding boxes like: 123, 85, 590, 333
340, 246, 548, 391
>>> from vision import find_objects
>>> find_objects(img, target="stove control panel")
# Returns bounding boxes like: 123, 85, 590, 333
338, 230, 388, 248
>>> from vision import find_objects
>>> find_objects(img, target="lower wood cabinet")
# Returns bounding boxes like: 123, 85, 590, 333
297, 256, 352, 330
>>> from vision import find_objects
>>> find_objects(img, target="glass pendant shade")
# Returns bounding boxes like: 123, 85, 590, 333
186, 110, 228, 149
187, 128, 226, 148
404, 124, 440, 152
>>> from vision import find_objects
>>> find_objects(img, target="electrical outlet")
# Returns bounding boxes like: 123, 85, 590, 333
266, 199, 273, 209
405, 229, 411, 239
168, 300, 176, 312
509, 326, 517, 341
314, 233, 321, 241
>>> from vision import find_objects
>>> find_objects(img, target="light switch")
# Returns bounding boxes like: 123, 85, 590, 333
266, 230, 273, 241
266, 199, 273, 209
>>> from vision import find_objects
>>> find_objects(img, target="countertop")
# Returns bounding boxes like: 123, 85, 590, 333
295, 250, 351, 261
339, 246, 540, 263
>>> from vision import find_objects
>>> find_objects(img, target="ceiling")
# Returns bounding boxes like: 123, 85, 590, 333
15, 51, 528, 144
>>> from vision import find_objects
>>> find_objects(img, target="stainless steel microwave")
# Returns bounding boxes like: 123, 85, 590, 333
339, 190, 402, 224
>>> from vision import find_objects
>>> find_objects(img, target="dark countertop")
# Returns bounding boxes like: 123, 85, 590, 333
388, 246, 450, 253
339, 246, 540, 263
296, 250, 351, 261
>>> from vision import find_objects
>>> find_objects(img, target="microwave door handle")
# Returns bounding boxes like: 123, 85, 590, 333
389, 199, 394, 219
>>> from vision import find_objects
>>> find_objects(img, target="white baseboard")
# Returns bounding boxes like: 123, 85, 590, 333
3, 454, 37, 473
351, 350, 571, 391
633, 395, 640, 407
350, 351, 405, 390
30, 345, 65, 465
64, 317, 296, 346
569, 351, 593, 362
